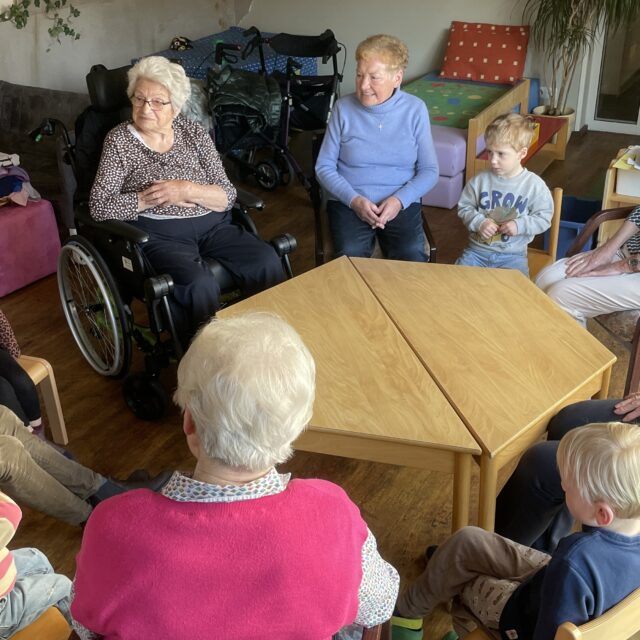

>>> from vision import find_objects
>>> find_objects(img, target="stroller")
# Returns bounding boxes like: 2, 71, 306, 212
207, 27, 343, 194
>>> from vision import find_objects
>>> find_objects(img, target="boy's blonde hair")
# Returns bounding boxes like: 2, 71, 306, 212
557, 422, 640, 519
484, 112, 536, 152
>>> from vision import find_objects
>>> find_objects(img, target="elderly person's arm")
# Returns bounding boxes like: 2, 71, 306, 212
386, 102, 439, 213
89, 129, 142, 222
565, 206, 640, 277
354, 528, 400, 627
139, 122, 236, 212
315, 100, 361, 209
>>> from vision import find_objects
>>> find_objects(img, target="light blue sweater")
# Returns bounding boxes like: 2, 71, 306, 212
315, 90, 439, 208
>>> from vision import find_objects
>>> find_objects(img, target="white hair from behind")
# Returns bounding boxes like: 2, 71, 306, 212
174, 312, 316, 472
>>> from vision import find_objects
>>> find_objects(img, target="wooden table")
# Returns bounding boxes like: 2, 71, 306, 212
218, 257, 480, 531
352, 258, 616, 530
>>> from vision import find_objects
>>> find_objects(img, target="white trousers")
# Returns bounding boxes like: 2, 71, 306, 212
536, 254, 640, 326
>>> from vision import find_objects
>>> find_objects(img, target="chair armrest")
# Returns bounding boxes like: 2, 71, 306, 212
76, 204, 149, 244
235, 188, 264, 211
566, 206, 635, 257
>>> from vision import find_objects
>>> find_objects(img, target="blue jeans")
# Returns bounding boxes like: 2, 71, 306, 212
494, 400, 631, 553
456, 245, 529, 277
0, 548, 71, 639
327, 200, 428, 262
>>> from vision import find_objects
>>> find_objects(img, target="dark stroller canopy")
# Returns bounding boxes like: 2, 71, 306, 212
207, 65, 281, 130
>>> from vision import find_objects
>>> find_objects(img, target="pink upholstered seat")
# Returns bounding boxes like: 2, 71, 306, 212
0, 200, 60, 297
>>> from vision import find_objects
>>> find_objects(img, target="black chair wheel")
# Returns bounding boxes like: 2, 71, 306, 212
122, 372, 168, 421
255, 159, 280, 191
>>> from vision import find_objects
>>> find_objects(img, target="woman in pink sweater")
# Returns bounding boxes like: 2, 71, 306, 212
71, 313, 398, 640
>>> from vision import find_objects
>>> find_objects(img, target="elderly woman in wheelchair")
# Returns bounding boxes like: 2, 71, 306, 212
89, 56, 285, 343
54, 56, 294, 419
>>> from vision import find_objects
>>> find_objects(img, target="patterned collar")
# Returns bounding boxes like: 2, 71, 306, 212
160, 467, 291, 503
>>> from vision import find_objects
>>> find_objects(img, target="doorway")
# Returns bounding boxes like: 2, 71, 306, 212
581, 16, 640, 135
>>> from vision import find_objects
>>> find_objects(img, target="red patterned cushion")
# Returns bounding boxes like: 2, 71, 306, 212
440, 21, 529, 84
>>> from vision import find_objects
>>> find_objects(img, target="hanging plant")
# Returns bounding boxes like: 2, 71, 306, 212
1, 0, 80, 43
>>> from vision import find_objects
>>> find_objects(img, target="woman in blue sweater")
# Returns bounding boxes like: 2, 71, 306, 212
315, 34, 438, 261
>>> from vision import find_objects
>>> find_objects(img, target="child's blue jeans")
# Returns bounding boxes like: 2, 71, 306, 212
456, 245, 529, 277
0, 548, 71, 639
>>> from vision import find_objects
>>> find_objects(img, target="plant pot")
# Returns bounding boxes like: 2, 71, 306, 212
532, 105, 576, 142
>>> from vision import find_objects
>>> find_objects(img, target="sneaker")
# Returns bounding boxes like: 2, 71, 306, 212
391, 615, 423, 640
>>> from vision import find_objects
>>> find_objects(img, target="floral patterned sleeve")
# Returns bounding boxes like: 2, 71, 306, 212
191, 120, 237, 209
0, 310, 20, 357
89, 128, 140, 222
354, 528, 400, 627
628, 206, 640, 227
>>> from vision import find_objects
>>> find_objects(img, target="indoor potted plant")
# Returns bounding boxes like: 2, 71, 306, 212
523, 0, 640, 117
1, 0, 80, 43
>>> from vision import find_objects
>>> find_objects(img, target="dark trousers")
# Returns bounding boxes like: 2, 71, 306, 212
327, 200, 427, 262
131, 212, 285, 339
0, 349, 40, 425
495, 399, 633, 553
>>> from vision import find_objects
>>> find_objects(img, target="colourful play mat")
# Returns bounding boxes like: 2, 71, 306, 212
403, 72, 509, 129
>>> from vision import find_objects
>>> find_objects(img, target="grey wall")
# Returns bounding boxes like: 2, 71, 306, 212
0, 0, 543, 94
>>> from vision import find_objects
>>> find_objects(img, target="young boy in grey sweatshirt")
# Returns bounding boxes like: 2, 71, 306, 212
456, 113, 554, 277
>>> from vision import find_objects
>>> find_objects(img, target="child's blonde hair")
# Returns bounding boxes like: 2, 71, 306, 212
484, 112, 536, 152
557, 422, 640, 519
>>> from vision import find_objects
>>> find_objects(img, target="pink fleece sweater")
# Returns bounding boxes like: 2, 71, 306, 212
71, 478, 368, 639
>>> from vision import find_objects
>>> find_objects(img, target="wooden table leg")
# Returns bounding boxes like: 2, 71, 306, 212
452, 452, 472, 532
593, 366, 612, 400
478, 454, 499, 531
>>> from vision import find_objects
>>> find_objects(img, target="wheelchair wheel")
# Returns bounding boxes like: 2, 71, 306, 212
254, 159, 280, 191
122, 372, 168, 421
57, 236, 132, 378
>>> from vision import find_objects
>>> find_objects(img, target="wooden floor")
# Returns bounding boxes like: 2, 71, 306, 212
3, 128, 638, 636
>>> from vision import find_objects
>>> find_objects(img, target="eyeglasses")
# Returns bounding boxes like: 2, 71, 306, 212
131, 95, 171, 111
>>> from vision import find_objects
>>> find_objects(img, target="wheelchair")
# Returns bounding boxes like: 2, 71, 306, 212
44, 63, 296, 421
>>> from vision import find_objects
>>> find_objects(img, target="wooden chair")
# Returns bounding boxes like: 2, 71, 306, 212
528, 186, 563, 280
464, 587, 640, 640
362, 620, 391, 640
566, 205, 640, 395
12, 606, 71, 640
315, 196, 437, 266
16, 355, 68, 445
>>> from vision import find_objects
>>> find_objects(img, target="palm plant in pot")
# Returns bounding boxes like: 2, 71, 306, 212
523, 0, 640, 117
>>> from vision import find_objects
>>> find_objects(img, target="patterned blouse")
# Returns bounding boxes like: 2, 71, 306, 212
72, 469, 399, 640
0, 310, 20, 357
625, 206, 640, 254
90, 114, 237, 222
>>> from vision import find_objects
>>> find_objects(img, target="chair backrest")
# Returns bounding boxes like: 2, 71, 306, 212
554, 587, 640, 640
527, 186, 563, 279
462, 588, 640, 640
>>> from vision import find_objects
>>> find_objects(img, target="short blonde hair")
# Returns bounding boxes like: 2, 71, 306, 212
557, 422, 640, 519
174, 312, 316, 472
127, 56, 191, 113
356, 34, 409, 71
485, 112, 536, 152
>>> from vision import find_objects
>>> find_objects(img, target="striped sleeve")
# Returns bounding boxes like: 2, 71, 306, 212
0, 491, 21, 598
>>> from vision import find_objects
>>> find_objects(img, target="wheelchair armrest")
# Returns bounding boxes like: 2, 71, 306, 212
76, 204, 150, 244
236, 188, 264, 211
